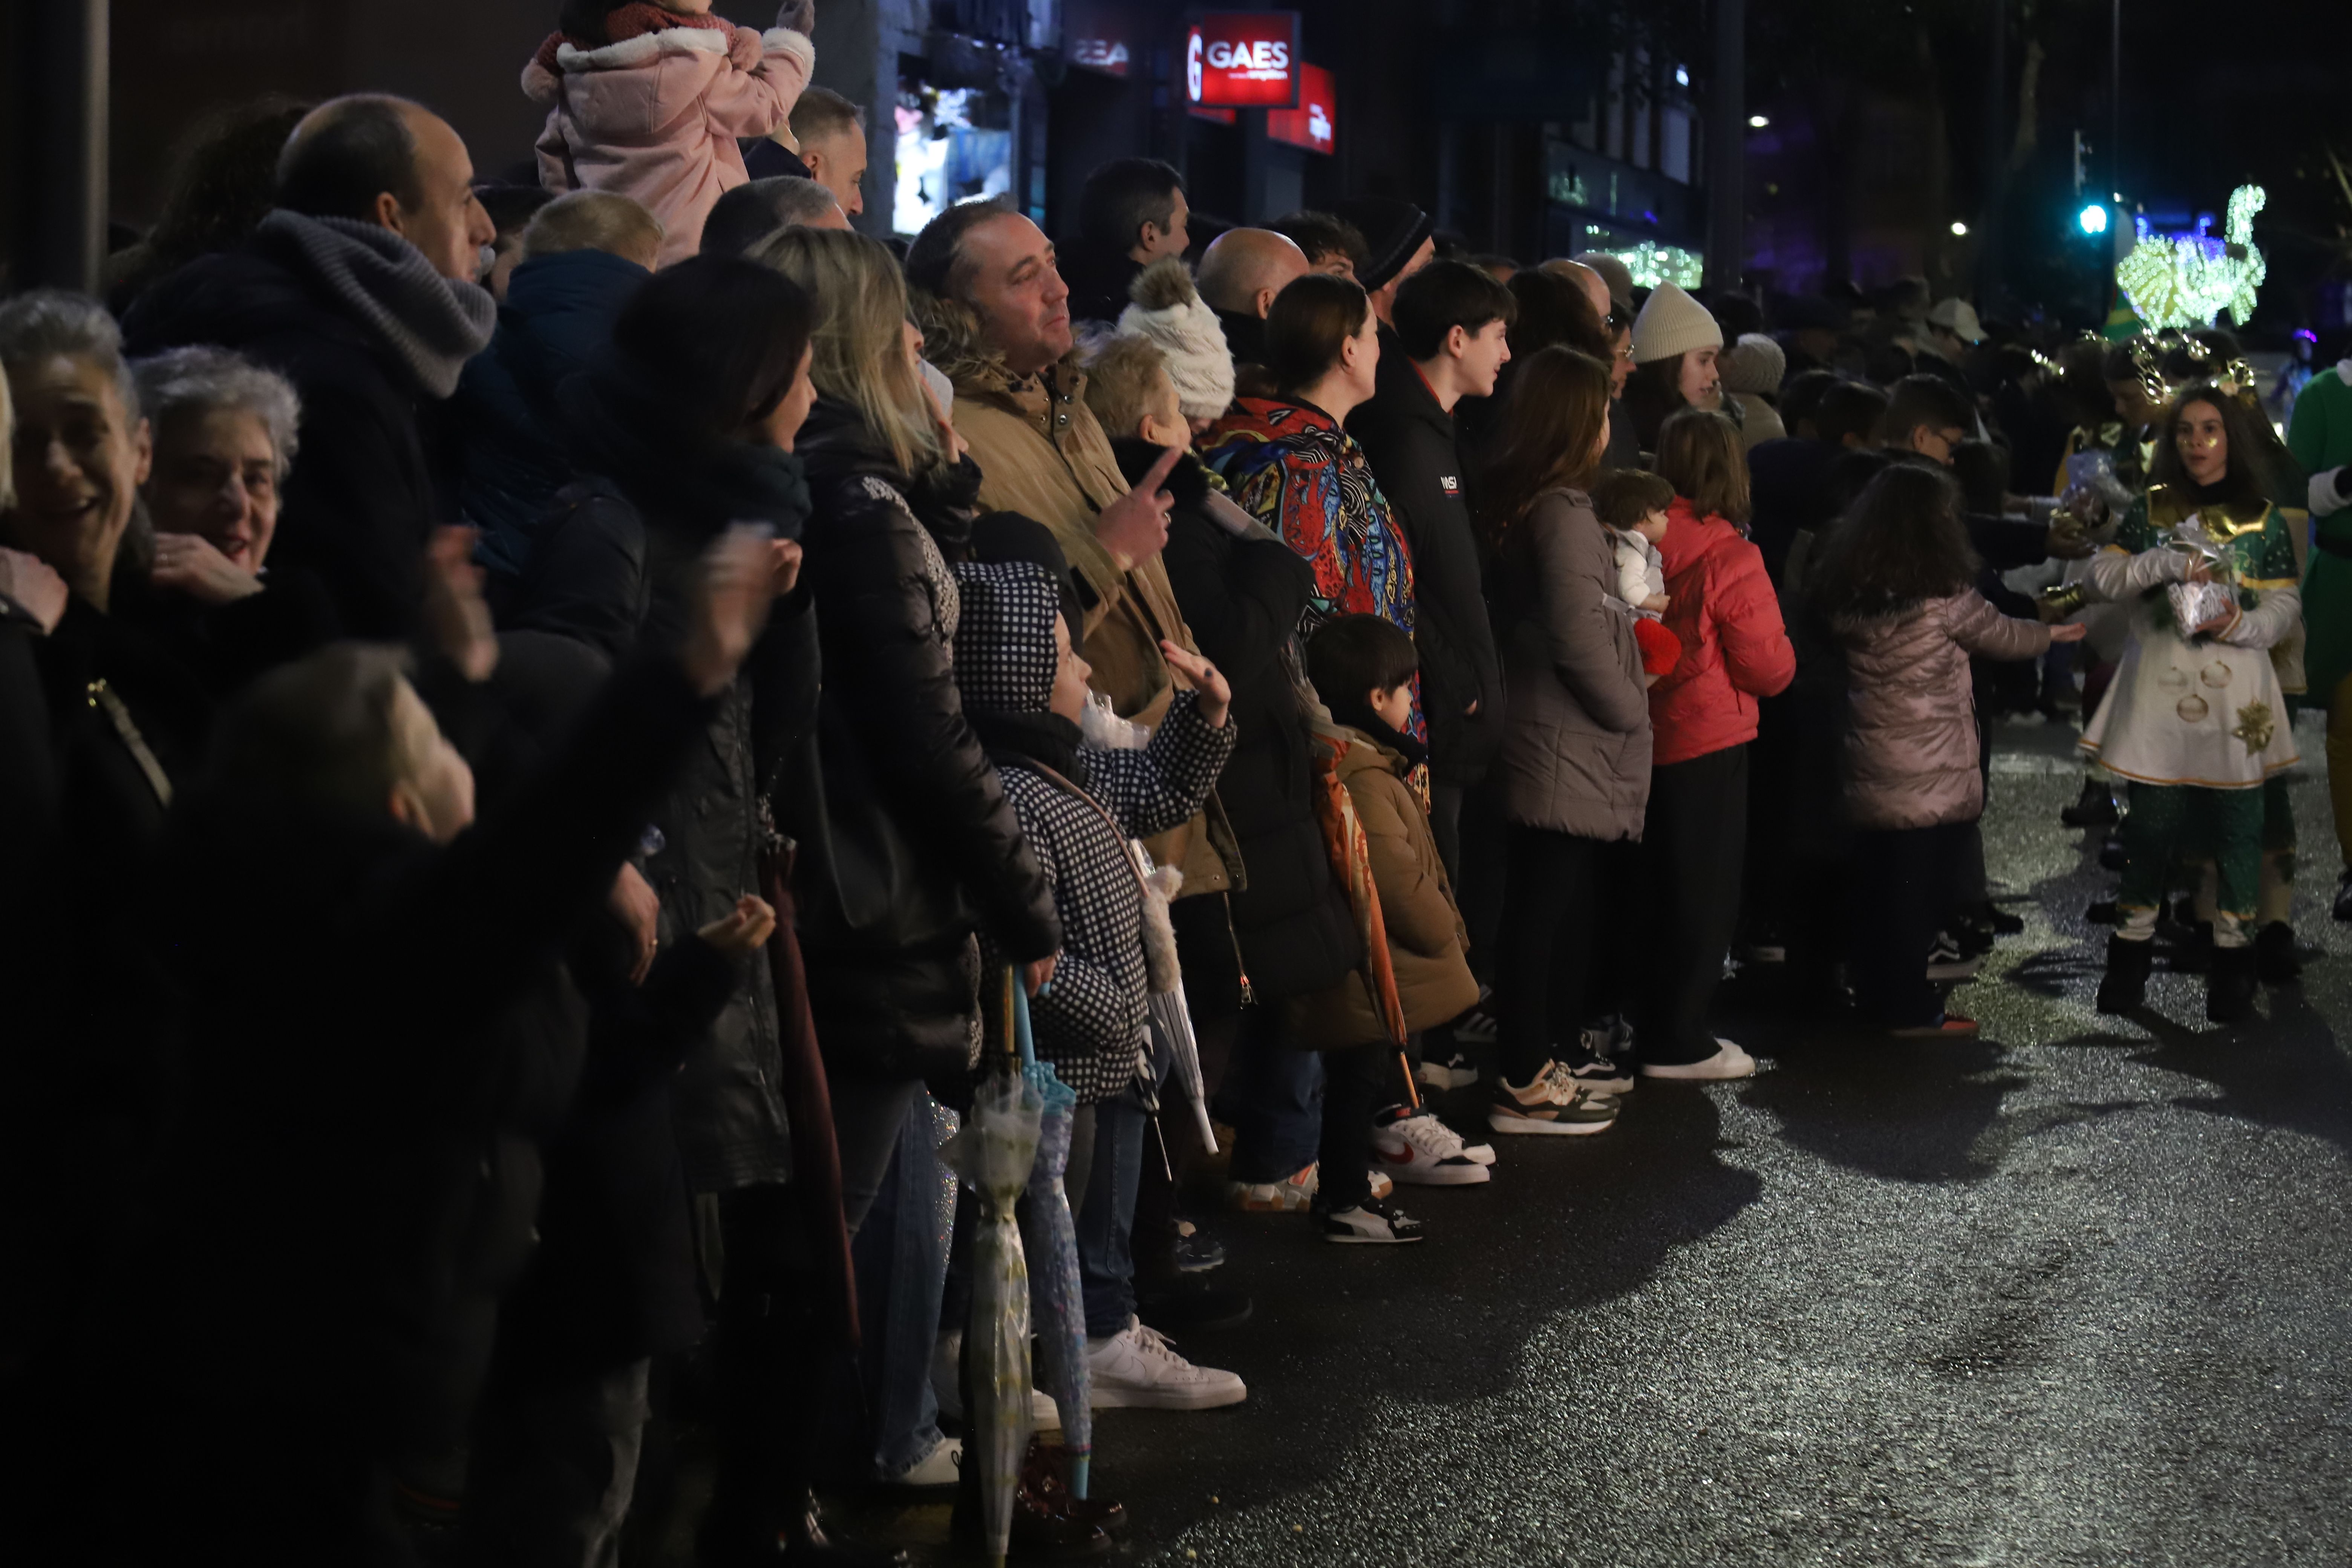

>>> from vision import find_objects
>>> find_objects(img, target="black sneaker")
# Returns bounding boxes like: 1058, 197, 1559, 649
1135, 1278, 1253, 1333
1452, 1001, 1499, 1046
1318, 1198, 1426, 1244
2061, 777, 2119, 827
1983, 905, 2025, 935
1926, 932, 1981, 982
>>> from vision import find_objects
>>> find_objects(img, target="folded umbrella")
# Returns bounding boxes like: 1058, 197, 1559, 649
1013, 982, 1094, 1501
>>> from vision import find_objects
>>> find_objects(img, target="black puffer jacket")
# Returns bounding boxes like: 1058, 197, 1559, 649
1132, 439, 1361, 1000
500, 401, 819, 1194
789, 400, 1060, 1081
1349, 329, 1505, 784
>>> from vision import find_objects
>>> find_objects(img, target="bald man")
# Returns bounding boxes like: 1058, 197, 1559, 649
124, 93, 498, 636
1542, 258, 1615, 331
1196, 227, 1309, 377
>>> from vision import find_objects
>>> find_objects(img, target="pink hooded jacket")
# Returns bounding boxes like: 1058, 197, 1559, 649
523, 21, 814, 266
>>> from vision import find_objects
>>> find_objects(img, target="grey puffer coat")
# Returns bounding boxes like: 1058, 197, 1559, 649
1832, 589, 2051, 831
1493, 487, 1652, 840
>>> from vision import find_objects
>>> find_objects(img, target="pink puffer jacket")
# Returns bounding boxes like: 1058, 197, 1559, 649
524, 23, 813, 266
1833, 589, 2052, 830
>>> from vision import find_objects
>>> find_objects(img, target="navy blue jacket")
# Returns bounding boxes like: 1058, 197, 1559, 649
454, 249, 649, 577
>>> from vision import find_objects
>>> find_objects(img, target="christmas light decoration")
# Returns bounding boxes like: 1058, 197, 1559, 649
2115, 185, 2267, 329
1595, 241, 1705, 291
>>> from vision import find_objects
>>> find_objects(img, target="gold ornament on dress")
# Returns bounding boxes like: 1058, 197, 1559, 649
2231, 701, 2275, 753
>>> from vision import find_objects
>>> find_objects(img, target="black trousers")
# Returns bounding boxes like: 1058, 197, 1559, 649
1495, 824, 1607, 1085
1636, 744, 1749, 1065
1316, 1043, 1395, 1212
700, 1183, 826, 1562
1847, 821, 1972, 1027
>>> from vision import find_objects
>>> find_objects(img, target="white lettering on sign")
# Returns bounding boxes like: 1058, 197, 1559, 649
1205, 40, 1290, 75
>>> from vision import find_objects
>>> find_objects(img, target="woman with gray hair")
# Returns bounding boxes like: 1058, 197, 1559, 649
134, 344, 302, 602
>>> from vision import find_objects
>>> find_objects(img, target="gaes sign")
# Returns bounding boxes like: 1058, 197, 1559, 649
1186, 12, 1303, 109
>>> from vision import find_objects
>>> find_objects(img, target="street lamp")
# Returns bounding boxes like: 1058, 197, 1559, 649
1747, 114, 1769, 129
1950, 220, 1969, 237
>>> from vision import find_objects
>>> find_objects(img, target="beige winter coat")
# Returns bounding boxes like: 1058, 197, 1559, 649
1833, 589, 2052, 830
1493, 488, 1653, 840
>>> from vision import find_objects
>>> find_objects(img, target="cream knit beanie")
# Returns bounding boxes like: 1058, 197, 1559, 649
1630, 282, 1723, 366
1117, 257, 1236, 421
1720, 332, 1786, 396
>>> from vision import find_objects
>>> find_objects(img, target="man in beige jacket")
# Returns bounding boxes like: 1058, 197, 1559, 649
905, 199, 1241, 896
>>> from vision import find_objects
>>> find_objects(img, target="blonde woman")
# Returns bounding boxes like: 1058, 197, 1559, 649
747, 225, 1070, 1515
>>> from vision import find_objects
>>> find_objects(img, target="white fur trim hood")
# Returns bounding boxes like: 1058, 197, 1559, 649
549, 24, 812, 75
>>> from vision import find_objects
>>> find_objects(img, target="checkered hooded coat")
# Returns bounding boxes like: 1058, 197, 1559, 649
952, 562, 1235, 1103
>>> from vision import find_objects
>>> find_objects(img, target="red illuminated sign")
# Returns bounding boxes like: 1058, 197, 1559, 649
1185, 12, 1302, 109
1266, 61, 1334, 154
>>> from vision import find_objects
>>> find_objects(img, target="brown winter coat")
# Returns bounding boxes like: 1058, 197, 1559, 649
915, 292, 1241, 896
1294, 728, 1480, 1048
1493, 488, 1653, 840
1833, 588, 2052, 831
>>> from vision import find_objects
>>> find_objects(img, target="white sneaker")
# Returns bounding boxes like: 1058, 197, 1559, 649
1638, 1039, 1756, 1081
1488, 1061, 1619, 1135
1371, 1107, 1491, 1184
931, 1332, 1061, 1427
1084, 1317, 1247, 1410
880, 1435, 961, 1489
1225, 1161, 1318, 1213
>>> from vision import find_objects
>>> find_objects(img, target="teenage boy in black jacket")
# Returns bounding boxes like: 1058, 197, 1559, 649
1347, 260, 1516, 882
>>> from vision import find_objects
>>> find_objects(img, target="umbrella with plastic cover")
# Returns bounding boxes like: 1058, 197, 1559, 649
1014, 981, 1094, 1501
939, 974, 1045, 1566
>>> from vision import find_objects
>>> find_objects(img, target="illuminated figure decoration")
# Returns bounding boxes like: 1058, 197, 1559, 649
2116, 185, 2267, 330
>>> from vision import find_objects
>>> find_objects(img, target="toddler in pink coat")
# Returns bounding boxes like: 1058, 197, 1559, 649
524, 0, 815, 265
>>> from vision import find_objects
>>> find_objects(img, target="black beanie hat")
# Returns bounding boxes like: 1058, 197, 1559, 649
1330, 196, 1432, 293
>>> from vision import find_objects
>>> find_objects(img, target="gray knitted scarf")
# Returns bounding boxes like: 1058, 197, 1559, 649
256, 210, 496, 398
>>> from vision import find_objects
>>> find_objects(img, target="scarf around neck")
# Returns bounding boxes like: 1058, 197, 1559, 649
257, 210, 495, 399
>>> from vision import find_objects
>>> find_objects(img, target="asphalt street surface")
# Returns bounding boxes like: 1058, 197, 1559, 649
880, 715, 2352, 1566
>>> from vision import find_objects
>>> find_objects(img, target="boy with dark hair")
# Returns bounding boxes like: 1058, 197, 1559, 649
1349, 256, 1514, 878
1300, 615, 1491, 1240
1066, 157, 1189, 327
1271, 209, 1368, 278
1877, 373, 1976, 464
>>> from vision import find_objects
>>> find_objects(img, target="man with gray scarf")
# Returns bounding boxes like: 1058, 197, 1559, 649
126, 95, 498, 639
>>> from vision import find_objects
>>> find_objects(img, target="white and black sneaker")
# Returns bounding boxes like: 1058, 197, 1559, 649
1413, 1048, 1481, 1090
1371, 1106, 1492, 1184
1926, 931, 1981, 981
1319, 1198, 1427, 1244
1563, 1027, 1636, 1095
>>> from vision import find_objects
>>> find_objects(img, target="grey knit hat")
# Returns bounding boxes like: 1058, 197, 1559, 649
1118, 258, 1236, 421
1720, 332, 1787, 397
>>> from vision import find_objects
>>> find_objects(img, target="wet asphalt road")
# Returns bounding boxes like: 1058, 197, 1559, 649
1041, 715, 2352, 1567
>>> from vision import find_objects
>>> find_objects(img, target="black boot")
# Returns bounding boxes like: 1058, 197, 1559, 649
2096, 934, 2154, 1015
2205, 944, 2259, 1024
2256, 921, 2302, 983
2062, 776, 2119, 827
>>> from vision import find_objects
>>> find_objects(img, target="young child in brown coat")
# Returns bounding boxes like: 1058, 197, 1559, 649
1299, 616, 1492, 1244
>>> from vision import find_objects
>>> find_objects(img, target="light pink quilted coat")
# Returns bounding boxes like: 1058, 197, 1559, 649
524, 24, 813, 266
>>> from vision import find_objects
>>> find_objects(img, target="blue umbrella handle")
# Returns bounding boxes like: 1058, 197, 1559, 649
1011, 973, 1038, 1070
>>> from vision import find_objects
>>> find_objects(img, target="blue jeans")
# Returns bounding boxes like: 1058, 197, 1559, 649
1214, 1007, 1323, 1184
849, 1094, 956, 1479
1076, 1027, 1174, 1340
